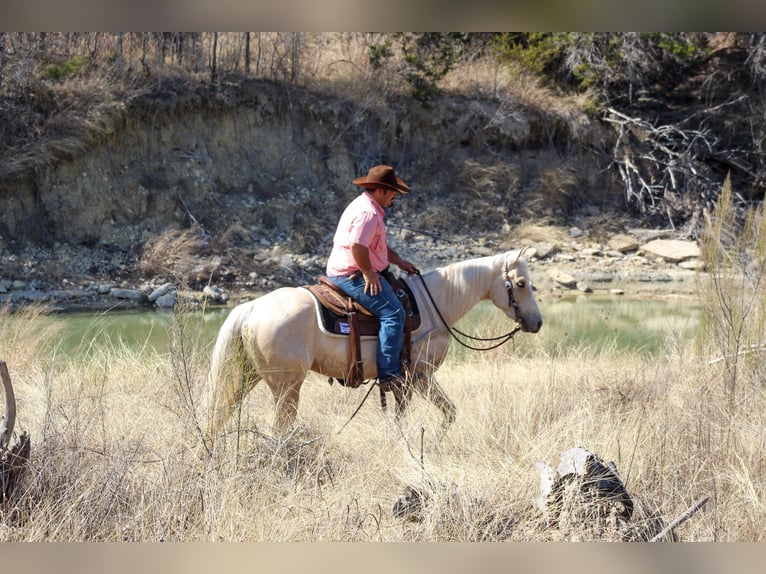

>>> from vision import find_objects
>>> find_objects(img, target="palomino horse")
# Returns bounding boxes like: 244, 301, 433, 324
206, 250, 542, 440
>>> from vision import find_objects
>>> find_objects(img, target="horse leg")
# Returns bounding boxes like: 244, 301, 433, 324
411, 374, 456, 429
265, 376, 304, 434
393, 380, 415, 420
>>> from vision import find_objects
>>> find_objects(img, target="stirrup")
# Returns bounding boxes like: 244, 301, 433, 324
378, 374, 405, 393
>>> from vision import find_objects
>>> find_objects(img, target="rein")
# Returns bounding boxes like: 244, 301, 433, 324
415, 267, 521, 352
338, 259, 523, 434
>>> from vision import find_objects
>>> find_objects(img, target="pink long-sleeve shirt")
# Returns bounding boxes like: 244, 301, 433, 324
326, 192, 389, 276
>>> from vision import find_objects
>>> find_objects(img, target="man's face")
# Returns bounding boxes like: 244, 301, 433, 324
372, 187, 399, 208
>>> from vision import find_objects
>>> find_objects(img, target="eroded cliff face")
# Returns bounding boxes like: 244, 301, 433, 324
0, 79, 617, 287
2, 82, 353, 246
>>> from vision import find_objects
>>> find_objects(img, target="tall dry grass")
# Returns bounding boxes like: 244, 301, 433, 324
1, 290, 765, 541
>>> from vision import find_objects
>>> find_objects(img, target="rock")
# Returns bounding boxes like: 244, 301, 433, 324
640, 239, 700, 262
678, 258, 705, 270
569, 227, 585, 238
148, 282, 175, 302
627, 228, 674, 241
608, 233, 639, 253
553, 270, 577, 288
610, 288, 625, 295
110, 288, 146, 301
279, 254, 297, 273
577, 270, 613, 284
203, 285, 229, 304
154, 292, 176, 309
576, 281, 592, 293
532, 242, 557, 259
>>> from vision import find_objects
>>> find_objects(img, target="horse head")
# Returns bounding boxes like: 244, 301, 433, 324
489, 249, 543, 333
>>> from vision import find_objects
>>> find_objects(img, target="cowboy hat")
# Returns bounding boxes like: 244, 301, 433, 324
352, 165, 410, 194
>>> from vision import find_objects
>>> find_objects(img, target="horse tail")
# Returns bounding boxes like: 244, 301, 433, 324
205, 306, 261, 449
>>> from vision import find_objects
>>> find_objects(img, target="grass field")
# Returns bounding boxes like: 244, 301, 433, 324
1, 290, 763, 542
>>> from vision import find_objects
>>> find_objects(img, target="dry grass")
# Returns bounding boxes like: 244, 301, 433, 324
1, 33, 596, 183
138, 224, 216, 286
1, 299, 764, 541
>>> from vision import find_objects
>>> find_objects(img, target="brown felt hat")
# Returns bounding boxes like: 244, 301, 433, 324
352, 165, 410, 194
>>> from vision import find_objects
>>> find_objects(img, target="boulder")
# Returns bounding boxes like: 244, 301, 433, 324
110, 288, 146, 301
553, 270, 577, 288
154, 292, 176, 309
148, 282, 175, 302
533, 242, 557, 259
640, 239, 700, 262
608, 234, 639, 253
203, 285, 229, 304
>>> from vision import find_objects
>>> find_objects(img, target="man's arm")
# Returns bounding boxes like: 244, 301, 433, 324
351, 243, 382, 295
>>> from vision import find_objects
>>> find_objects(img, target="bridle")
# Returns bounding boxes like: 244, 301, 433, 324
503, 254, 522, 316
415, 255, 523, 352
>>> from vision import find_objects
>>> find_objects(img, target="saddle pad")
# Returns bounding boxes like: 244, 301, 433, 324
303, 279, 421, 336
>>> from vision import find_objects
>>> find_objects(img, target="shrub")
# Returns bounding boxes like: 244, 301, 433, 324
42, 56, 89, 81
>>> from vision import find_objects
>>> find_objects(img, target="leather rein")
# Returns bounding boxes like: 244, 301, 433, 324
414, 257, 522, 352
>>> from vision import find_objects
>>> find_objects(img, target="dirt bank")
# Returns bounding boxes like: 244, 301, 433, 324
0, 217, 703, 314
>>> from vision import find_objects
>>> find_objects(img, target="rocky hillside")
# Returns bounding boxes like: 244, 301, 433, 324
0, 76, 709, 310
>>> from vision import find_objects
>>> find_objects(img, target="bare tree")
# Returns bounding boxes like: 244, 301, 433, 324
211, 32, 218, 82
245, 32, 250, 74
0, 32, 6, 88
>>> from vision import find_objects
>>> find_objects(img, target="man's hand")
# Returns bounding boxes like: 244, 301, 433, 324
388, 247, 418, 275
398, 259, 418, 275
363, 269, 382, 295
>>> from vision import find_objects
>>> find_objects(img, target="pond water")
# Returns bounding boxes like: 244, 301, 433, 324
47, 295, 701, 359
455, 294, 701, 360
51, 307, 231, 357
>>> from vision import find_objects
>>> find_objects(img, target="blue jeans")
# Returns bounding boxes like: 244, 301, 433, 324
328, 273, 406, 380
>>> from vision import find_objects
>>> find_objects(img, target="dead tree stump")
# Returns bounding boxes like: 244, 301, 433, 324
1, 360, 31, 506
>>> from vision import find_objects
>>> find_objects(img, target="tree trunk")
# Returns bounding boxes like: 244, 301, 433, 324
211, 32, 218, 82
245, 32, 250, 74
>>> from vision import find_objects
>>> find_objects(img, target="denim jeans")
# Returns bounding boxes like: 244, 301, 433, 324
327, 273, 406, 379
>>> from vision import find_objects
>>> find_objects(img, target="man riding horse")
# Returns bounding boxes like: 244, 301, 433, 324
326, 165, 418, 393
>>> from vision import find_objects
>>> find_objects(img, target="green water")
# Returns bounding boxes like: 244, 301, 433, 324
451, 294, 701, 360
47, 295, 700, 359
51, 307, 230, 357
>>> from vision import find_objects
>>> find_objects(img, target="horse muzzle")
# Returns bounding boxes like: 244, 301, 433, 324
515, 313, 542, 333
521, 317, 543, 333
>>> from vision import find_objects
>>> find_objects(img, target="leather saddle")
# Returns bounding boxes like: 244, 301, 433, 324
303, 274, 421, 388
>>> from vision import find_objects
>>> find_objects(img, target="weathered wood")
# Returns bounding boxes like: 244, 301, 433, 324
1, 360, 16, 452
1, 361, 30, 505
1, 431, 30, 502
649, 495, 709, 542
603, 103, 746, 230
538, 447, 634, 522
